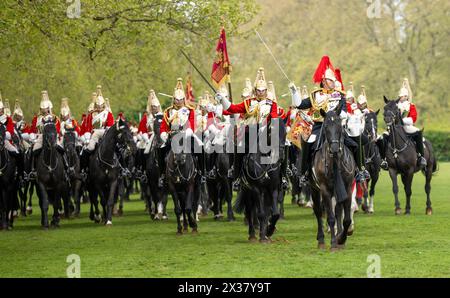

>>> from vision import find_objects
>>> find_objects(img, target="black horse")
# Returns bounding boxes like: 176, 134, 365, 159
234, 119, 284, 243
35, 119, 70, 229
310, 109, 356, 250
22, 147, 36, 215
63, 129, 82, 217
361, 110, 381, 213
382, 96, 437, 215
205, 143, 235, 221
166, 132, 198, 234
145, 137, 169, 220
87, 118, 136, 225
0, 124, 17, 230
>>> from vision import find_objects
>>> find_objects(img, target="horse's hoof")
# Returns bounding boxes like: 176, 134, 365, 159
118, 209, 123, 217
404, 210, 411, 215
105, 220, 112, 226
426, 207, 433, 215
183, 228, 188, 233
191, 228, 198, 234
337, 244, 345, 250
347, 229, 354, 236
259, 238, 271, 244
42, 226, 49, 231
176, 231, 183, 236
317, 243, 326, 250
227, 217, 236, 222
248, 236, 257, 242
330, 246, 339, 252
395, 208, 402, 215
162, 215, 168, 220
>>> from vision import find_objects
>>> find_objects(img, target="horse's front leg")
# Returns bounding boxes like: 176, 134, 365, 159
186, 184, 198, 233
401, 172, 414, 215
1, 188, 8, 230
322, 189, 337, 250
337, 196, 352, 247
267, 188, 280, 238
389, 169, 401, 215
37, 182, 49, 229
171, 185, 183, 235
106, 180, 118, 225
225, 180, 235, 221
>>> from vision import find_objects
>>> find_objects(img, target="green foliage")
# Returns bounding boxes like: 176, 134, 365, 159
426, 131, 450, 161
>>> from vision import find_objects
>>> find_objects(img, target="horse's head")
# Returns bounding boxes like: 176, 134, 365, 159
383, 96, 401, 127
320, 108, 343, 155
63, 128, 77, 150
42, 118, 57, 147
365, 109, 379, 141
115, 118, 137, 155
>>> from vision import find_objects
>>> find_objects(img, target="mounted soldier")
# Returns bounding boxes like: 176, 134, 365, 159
137, 89, 163, 154
159, 78, 201, 187
378, 78, 427, 170
29, 91, 66, 179
215, 67, 288, 189
59, 98, 81, 146
288, 56, 369, 185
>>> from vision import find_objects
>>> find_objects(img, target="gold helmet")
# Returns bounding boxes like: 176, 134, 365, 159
40, 90, 52, 110
95, 85, 106, 107
267, 81, 277, 101
357, 85, 367, 105
88, 92, 96, 113
60, 97, 71, 117
398, 78, 413, 102
173, 78, 186, 101
241, 78, 253, 98
4, 98, 11, 116
197, 96, 208, 110
254, 67, 268, 91
147, 89, 161, 113
346, 81, 355, 101
13, 99, 23, 120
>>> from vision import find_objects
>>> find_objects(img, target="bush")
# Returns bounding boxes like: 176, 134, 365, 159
425, 131, 450, 161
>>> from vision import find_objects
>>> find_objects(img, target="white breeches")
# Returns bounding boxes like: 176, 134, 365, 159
33, 134, 43, 151
5, 141, 19, 153
87, 129, 105, 151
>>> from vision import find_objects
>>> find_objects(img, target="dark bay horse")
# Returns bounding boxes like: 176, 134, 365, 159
361, 110, 381, 213
36, 119, 70, 229
63, 129, 81, 217
0, 124, 17, 230
88, 118, 136, 225
205, 143, 235, 221
310, 109, 356, 250
382, 96, 437, 215
166, 132, 198, 235
234, 119, 284, 243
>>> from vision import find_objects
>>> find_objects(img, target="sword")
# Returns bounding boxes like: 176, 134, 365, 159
180, 49, 217, 94
255, 29, 292, 83
158, 92, 173, 98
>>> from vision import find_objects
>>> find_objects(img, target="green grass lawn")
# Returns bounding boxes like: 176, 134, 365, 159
1, 164, 449, 278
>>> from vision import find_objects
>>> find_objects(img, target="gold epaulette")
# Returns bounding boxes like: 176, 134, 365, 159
185, 103, 196, 110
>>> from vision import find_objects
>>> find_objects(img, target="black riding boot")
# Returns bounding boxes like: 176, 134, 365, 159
57, 145, 72, 179
280, 145, 289, 190
158, 146, 168, 188
413, 131, 427, 169
232, 152, 245, 190
299, 140, 311, 185
377, 134, 389, 170
28, 149, 41, 180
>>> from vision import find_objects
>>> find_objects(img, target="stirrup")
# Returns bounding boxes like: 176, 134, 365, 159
232, 179, 240, 191
380, 159, 388, 170
158, 176, 165, 188
200, 175, 207, 184
227, 168, 234, 179
299, 174, 308, 186
207, 169, 216, 179
286, 167, 293, 178
418, 156, 427, 169
282, 177, 289, 190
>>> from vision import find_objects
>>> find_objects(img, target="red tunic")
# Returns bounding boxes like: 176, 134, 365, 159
160, 107, 195, 134
407, 103, 418, 123
30, 115, 61, 134
82, 111, 114, 135
346, 102, 354, 115
224, 98, 279, 120
138, 113, 148, 134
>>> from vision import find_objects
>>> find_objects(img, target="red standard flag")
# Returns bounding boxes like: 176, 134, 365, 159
185, 73, 195, 104
211, 27, 231, 88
